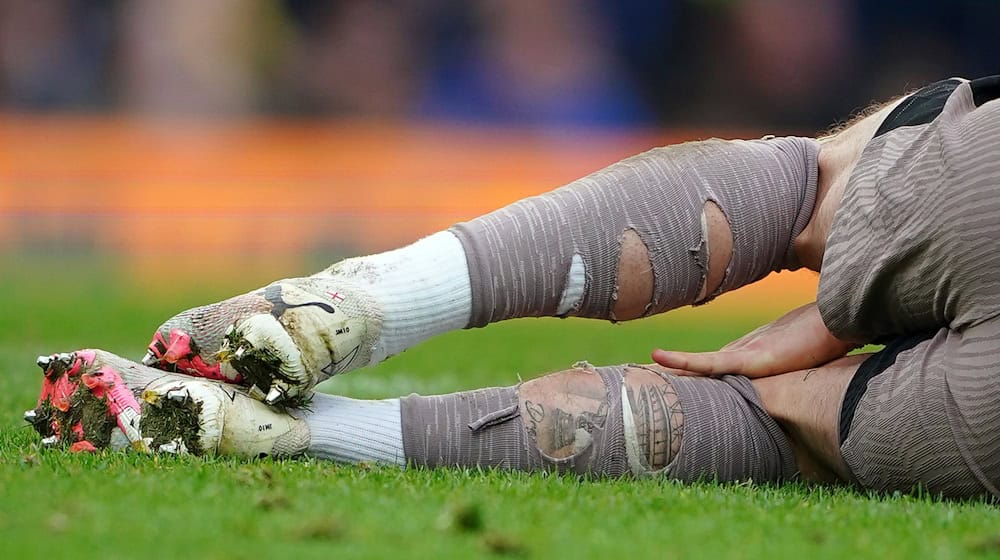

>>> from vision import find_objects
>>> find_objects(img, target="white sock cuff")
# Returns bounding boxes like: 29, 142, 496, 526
302, 394, 405, 466
362, 231, 472, 363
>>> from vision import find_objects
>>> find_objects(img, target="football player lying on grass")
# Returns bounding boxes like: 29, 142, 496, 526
27, 76, 1000, 499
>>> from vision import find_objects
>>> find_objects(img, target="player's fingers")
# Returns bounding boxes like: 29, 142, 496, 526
651, 348, 753, 376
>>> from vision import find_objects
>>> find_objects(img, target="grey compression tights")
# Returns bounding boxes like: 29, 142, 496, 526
400, 363, 796, 480
450, 137, 819, 325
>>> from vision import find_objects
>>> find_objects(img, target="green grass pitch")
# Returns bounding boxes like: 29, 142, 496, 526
1, 256, 999, 559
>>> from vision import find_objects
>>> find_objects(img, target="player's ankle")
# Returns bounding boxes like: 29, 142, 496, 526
322, 231, 472, 362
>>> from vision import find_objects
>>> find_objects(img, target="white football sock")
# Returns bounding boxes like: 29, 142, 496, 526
302, 394, 405, 465
322, 231, 472, 365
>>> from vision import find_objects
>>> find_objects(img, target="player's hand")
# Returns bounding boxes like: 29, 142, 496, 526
651, 302, 857, 378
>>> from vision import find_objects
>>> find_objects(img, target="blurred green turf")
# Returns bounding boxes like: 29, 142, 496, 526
1, 256, 998, 559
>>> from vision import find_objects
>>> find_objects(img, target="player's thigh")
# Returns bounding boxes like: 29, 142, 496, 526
840, 320, 1000, 499
818, 94, 1000, 340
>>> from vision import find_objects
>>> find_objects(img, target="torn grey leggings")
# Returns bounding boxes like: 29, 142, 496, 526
450, 137, 819, 326
400, 364, 796, 482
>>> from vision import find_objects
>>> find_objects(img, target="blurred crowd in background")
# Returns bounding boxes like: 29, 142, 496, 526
2, 0, 998, 132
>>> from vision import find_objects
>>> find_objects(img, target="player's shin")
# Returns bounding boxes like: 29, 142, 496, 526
401, 364, 797, 481
452, 137, 819, 326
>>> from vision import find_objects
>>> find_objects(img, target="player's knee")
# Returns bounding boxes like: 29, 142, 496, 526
516, 364, 796, 481
519, 364, 683, 474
